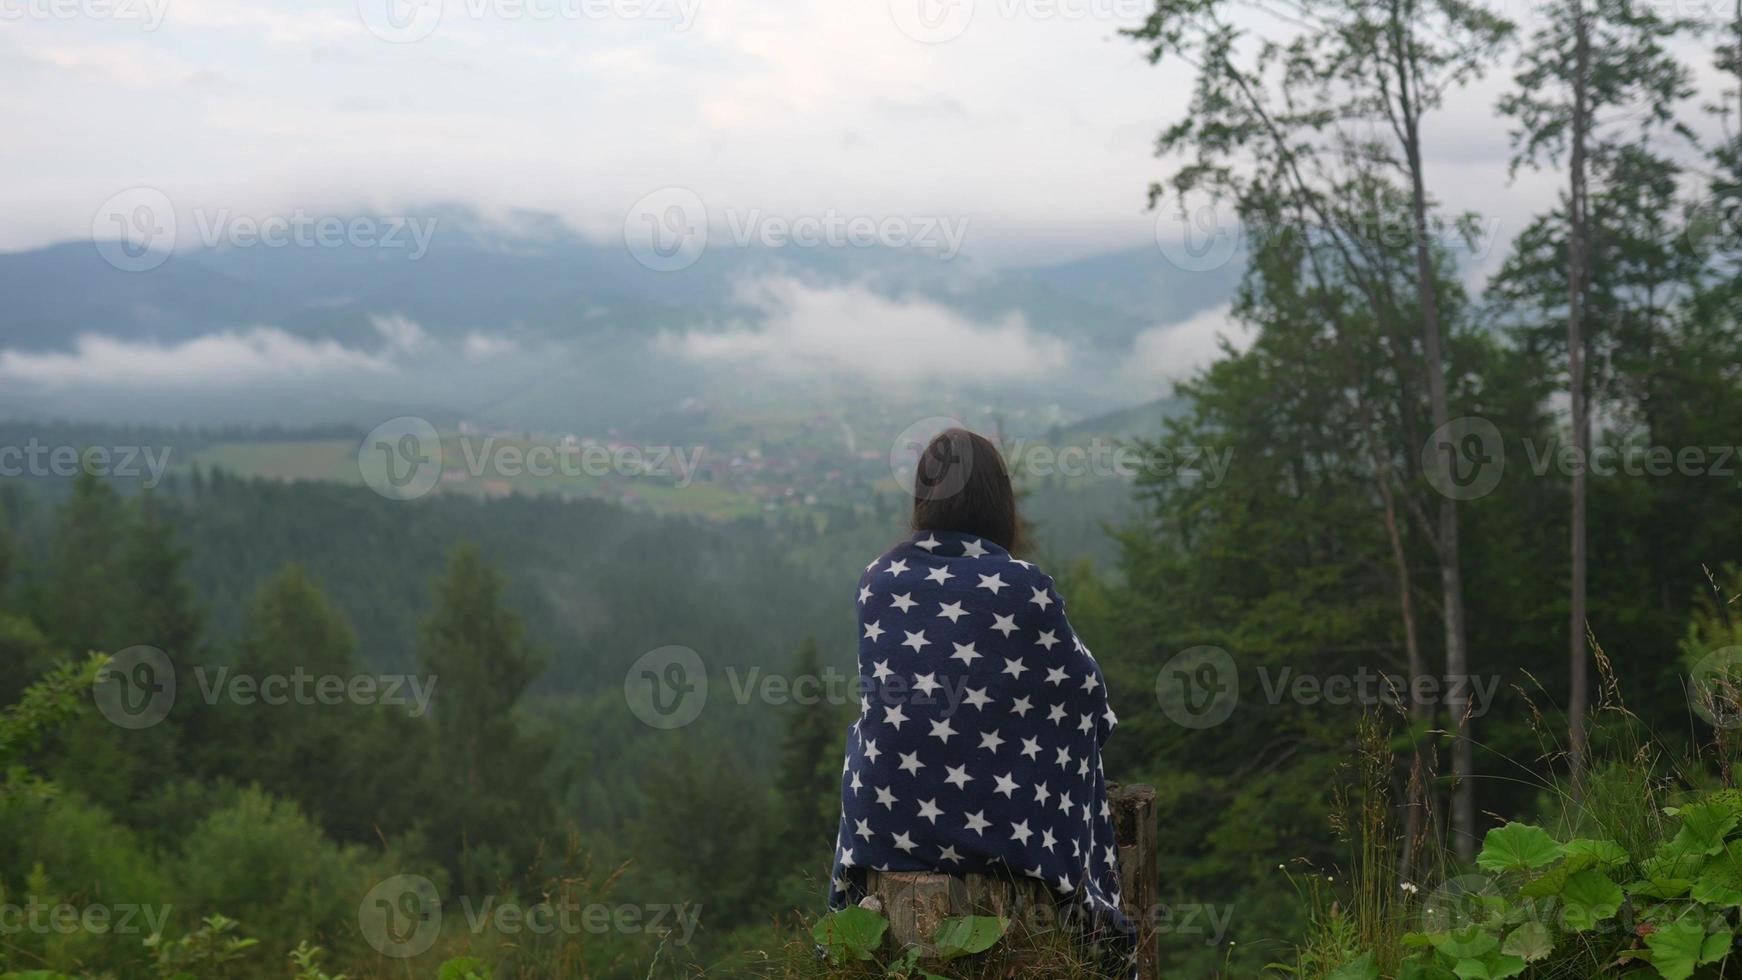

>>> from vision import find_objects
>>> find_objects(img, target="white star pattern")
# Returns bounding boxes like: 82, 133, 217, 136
831, 530, 1130, 968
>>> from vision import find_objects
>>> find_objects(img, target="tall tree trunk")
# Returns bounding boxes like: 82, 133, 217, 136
1393, 30, 1477, 863
1382, 471, 1433, 880
1566, 0, 1592, 800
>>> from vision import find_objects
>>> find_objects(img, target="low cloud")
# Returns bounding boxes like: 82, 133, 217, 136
657, 277, 1069, 385
0, 327, 393, 389
1120, 304, 1251, 391
371, 313, 430, 354
462, 331, 519, 360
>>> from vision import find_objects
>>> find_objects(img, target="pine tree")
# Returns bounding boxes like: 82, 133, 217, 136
776, 636, 846, 856
41, 470, 130, 657
0, 495, 14, 599
416, 543, 553, 893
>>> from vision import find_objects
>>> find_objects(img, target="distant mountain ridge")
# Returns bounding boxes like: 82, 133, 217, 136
0, 205, 1241, 355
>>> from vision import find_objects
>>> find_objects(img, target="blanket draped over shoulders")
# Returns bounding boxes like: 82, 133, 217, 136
827, 529, 1135, 968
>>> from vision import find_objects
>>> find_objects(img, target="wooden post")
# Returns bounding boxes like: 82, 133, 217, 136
1110, 783, 1159, 980
862, 783, 1158, 978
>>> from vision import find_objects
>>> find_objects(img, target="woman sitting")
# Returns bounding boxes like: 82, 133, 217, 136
828, 427, 1135, 976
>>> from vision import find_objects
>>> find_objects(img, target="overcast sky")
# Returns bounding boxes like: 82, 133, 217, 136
0, 0, 1720, 268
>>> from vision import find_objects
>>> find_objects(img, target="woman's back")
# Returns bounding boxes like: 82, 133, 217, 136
828, 528, 1129, 944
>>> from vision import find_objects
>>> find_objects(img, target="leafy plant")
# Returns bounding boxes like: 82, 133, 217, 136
813, 906, 889, 963
1346, 793, 1742, 978
144, 913, 259, 979
287, 942, 346, 980
811, 907, 1008, 977
435, 957, 491, 980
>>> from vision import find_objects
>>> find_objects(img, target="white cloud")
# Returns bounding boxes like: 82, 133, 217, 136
24, 43, 198, 87
462, 331, 518, 359
0, 328, 393, 388
371, 313, 429, 353
1120, 304, 1251, 391
658, 277, 1069, 385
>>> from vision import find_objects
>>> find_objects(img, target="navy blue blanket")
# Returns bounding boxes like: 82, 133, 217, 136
828, 530, 1135, 968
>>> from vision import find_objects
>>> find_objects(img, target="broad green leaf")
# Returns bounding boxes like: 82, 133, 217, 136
1326, 950, 1379, 980
1561, 838, 1629, 869
1628, 873, 1694, 900
1500, 921, 1553, 962
932, 915, 1006, 961
1430, 926, 1499, 960
1450, 951, 1527, 979
1693, 843, 1742, 906
1632, 854, 1697, 898
1560, 869, 1624, 931
1477, 823, 1562, 874
1642, 918, 1733, 980
1397, 954, 1459, 980
813, 907, 888, 962
437, 958, 489, 980
1698, 789, 1742, 818
1518, 853, 1596, 899
1665, 800, 1740, 859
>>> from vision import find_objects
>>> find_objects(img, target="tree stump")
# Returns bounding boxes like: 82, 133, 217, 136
862, 783, 1157, 978
1110, 783, 1158, 980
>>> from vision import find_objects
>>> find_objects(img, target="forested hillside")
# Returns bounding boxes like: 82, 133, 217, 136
5, 0, 1742, 974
